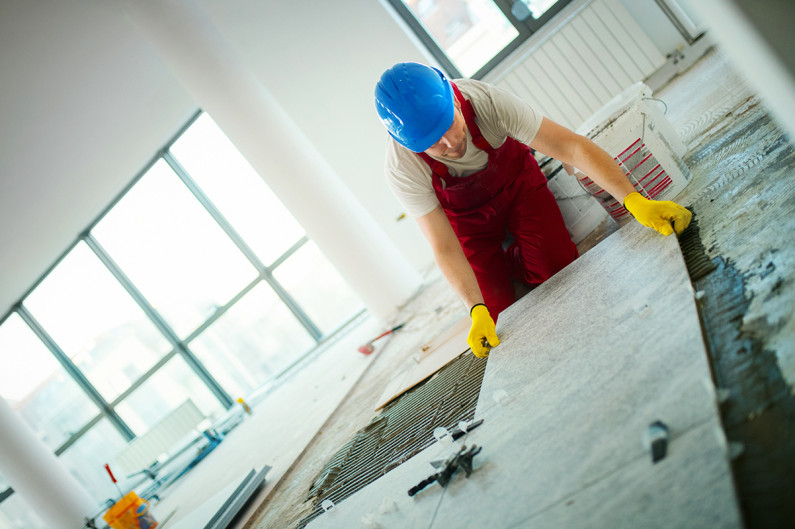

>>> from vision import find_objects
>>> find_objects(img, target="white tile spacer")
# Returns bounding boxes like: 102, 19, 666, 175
492, 388, 512, 405
361, 513, 382, 529
379, 497, 398, 514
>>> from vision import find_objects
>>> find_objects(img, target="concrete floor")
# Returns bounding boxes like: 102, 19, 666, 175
148, 46, 794, 529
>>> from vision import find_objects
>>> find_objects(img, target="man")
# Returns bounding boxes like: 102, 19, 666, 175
375, 62, 691, 358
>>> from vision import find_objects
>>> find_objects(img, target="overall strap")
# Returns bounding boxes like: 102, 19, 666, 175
451, 83, 492, 153
417, 82, 492, 183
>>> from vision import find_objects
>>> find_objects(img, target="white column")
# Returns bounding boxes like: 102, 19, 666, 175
124, 0, 421, 322
0, 397, 96, 529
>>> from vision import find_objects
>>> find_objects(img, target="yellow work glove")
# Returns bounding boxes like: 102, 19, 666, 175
623, 192, 692, 236
468, 304, 500, 358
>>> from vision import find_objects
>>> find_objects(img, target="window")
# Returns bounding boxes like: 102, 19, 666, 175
386, 0, 573, 78
23, 242, 172, 402
272, 242, 364, 334
91, 160, 260, 340
189, 283, 317, 397
57, 419, 137, 504
113, 355, 220, 435
168, 113, 305, 267
0, 109, 364, 513
0, 313, 98, 450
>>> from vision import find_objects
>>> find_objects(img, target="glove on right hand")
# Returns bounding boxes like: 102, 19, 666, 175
623, 192, 692, 236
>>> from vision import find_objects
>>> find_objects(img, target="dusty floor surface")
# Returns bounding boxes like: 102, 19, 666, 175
242, 47, 794, 529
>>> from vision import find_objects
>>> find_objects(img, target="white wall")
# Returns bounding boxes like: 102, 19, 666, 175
617, 0, 690, 54
0, 1, 194, 317
0, 0, 434, 318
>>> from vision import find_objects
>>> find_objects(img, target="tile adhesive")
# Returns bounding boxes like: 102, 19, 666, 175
297, 353, 487, 528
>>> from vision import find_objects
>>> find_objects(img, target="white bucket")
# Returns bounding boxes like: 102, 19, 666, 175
545, 161, 608, 244
574, 82, 692, 222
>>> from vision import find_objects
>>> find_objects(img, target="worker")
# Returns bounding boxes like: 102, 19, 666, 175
375, 62, 692, 358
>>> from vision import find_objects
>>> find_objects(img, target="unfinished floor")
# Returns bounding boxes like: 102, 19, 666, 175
149, 47, 794, 529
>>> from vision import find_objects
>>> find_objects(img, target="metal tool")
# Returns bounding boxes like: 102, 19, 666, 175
408, 444, 482, 497
358, 323, 405, 354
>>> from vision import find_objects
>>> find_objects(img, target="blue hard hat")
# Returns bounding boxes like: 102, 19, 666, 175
375, 62, 454, 153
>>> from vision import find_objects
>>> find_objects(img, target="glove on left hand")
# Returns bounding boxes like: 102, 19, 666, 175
468, 304, 500, 358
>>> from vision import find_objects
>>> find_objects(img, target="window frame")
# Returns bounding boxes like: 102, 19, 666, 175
0, 108, 365, 510
384, 0, 575, 79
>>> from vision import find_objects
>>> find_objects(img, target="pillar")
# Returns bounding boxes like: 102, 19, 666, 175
124, 0, 422, 322
0, 397, 96, 529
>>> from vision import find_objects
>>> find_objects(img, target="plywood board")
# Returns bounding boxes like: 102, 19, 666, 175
374, 317, 470, 411
168, 466, 269, 529
307, 222, 742, 529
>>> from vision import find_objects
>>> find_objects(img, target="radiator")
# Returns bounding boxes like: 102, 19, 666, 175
116, 399, 206, 473
484, 0, 666, 130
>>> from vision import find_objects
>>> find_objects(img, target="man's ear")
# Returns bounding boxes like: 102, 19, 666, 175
453, 97, 461, 111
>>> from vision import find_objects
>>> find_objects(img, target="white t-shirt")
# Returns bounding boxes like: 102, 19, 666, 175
384, 78, 544, 218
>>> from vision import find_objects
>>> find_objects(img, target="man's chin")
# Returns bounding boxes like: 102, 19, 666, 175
445, 146, 466, 160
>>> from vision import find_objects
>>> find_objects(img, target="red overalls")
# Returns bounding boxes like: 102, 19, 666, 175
418, 83, 578, 316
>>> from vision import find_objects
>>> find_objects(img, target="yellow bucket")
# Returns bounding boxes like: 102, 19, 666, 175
103, 492, 159, 529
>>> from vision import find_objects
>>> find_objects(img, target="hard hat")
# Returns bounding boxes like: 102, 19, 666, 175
375, 62, 454, 153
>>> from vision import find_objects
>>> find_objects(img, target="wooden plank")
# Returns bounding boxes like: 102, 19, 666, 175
373, 317, 470, 411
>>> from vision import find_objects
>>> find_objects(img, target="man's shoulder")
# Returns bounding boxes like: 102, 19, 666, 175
385, 138, 426, 176
454, 78, 519, 108
453, 78, 492, 99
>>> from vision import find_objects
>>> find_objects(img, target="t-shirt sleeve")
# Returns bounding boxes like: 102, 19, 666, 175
384, 140, 440, 218
462, 79, 544, 146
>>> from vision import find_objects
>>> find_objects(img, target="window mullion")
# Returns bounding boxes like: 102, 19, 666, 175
266, 235, 309, 272
383, 0, 464, 78
493, 0, 536, 34
163, 150, 324, 341
83, 233, 235, 409
15, 305, 136, 441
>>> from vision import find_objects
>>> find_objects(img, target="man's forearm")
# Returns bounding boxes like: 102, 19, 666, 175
433, 243, 484, 310
531, 117, 636, 204
416, 207, 485, 311
570, 137, 636, 203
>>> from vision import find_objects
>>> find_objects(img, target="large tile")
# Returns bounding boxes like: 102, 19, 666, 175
304, 445, 445, 529
307, 222, 740, 529
510, 418, 741, 529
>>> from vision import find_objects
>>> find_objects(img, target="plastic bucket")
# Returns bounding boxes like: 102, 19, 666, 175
103, 492, 158, 529
575, 82, 692, 223
545, 161, 608, 243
